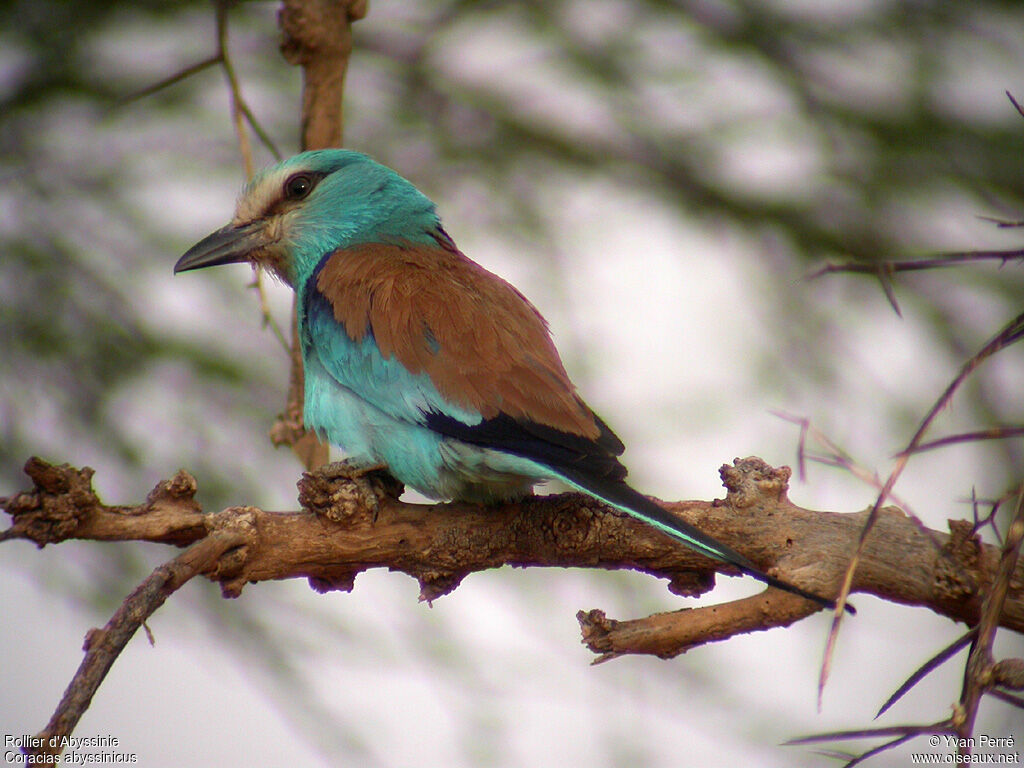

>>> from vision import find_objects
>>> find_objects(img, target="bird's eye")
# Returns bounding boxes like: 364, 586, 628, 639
284, 174, 313, 200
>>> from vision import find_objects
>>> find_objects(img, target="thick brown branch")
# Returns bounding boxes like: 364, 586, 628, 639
272, 0, 368, 471
4, 457, 1022, 663
579, 590, 821, 662
279, 0, 366, 151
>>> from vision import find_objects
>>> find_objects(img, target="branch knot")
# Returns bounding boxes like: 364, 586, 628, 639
145, 470, 200, 514
938, 519, 983, 602
203, 507, 259, 597
718, 457, 791, 508
1, 457, 99, 546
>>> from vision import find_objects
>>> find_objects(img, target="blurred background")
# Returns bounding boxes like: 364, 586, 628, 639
2, 1, 1023, 765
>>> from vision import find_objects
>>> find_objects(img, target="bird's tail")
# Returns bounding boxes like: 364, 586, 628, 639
553, 466, 853, 614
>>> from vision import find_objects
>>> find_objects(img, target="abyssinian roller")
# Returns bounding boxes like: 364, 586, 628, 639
175, 150, 846, 612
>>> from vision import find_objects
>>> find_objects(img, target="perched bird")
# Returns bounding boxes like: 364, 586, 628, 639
175, 149, 845, 612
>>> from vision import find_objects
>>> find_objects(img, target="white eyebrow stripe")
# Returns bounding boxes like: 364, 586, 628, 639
233, 167, 293, 224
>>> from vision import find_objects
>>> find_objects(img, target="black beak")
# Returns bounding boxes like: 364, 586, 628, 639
174, 221, 265, 274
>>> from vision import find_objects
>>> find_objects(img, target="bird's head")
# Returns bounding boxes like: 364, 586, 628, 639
174, 150, 440, 286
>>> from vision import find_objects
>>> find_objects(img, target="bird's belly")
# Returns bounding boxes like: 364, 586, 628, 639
303, 357, 549, 502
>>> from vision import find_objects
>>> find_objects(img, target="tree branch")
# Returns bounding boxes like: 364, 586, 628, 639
23, 528, 249, 757
953, 484, 1024, 756
279, 0, 366, 151
4, 456, 1021, 656
6, 454, 1023, 760
271, 0, 368, 471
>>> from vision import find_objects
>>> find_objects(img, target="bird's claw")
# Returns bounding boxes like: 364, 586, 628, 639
324, 460, 387, 521
300, 459, 403, 523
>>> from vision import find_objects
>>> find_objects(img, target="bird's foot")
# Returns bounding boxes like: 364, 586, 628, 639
299, 459, 404, 523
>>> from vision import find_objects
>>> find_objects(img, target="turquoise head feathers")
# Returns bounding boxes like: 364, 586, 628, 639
175, 149, 442, 285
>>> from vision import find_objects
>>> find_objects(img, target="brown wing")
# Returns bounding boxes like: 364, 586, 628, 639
315, 239, 607, 441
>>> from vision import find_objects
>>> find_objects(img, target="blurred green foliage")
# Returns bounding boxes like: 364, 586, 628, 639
3, 1, 1023, 502
2, 1, 1023, 763
3, 0, 1023, 495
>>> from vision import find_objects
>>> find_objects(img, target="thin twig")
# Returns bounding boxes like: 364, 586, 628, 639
239, 99, 283, 161
785, 721, 954, 746
772, 411, 920, 525
831, 732, 925, 768
774, 409, 943, 701
876, 627, 978, 718
989, 689, 1024, 709
877, 266, 902, 317
215, 1, 289, 354
215, 1, 281, 164
117, 54, 222, 104
977, 216, 1024, 229
897, 426, 1024, 457
249, 271, 291, 352
819, 310, 1024, 704
1006, 90, 1024, 119
23, 530, 247, 759
216, 1, 254, 178
787, 721, 955, 768
966, 487, 1006, 543
954, 484, 1024, 756
907, 312, 1024, 453
808, 249, 1024, 280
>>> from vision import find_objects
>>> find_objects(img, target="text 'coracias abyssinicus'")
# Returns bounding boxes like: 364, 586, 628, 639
175, 149, 845, 612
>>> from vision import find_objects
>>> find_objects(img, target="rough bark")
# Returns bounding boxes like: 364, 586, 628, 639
4, 455, 1020, 663
271, 0, 368, 471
